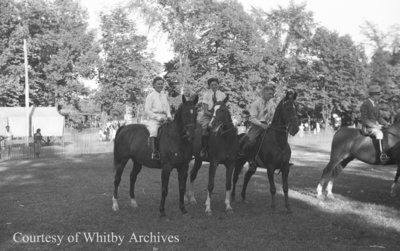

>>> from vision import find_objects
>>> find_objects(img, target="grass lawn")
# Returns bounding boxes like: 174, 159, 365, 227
1, 131, 400, 250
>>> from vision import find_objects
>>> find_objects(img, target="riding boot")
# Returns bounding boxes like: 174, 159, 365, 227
150, 137, 160, 160
200, 135, 209, 159
378, 139, 389, 163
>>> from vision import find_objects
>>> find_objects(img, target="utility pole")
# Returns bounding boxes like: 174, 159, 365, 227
24, 38, 29, 145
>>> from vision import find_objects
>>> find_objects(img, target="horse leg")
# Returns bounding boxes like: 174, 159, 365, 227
241, 165, 256, 202
205, 161, 217, 216
232, 158, 246, 201
326, 157, 353, 199
177, 164, 189, 214
225, 162, 234, 213
281, 164, 291, 212
390, 163, 400, 197
112, 158, 129, 211
267, 169, 276, 210
129, 161, 142, 208
316, 158, 342, 199
159, 164, 173, 217
186, 157, 202, 205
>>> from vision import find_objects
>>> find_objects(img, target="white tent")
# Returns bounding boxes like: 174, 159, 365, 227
0, 107, 32, 137
0, 106, 64, 137
31, 107, 65, 137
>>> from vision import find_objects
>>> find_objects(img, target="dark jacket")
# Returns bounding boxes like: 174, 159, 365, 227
360, 98, 383, 134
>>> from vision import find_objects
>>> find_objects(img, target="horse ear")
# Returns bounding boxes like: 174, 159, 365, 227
223, 94, 229, 104
193, 94, 199, 105
293, 92, 297, 100
182, 94, 187, 104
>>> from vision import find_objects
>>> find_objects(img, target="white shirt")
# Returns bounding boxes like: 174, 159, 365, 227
145, 91, 171, 120
202, 90, 226, 111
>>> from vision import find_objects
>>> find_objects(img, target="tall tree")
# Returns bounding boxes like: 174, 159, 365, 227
0, 0, 99, 108
96, 7, 161, 116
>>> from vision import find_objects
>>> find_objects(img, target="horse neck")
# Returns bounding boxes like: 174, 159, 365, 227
268, 102, 289, 143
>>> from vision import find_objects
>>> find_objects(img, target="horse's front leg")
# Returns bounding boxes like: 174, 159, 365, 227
391, 163, 400, 197
129, 161, 142, 208
159, 164, 173, 217
281, 164, 291, 213
205, 161, 218, 216
225, 161, 235, 213
177, 163, 189, 214
267, 168, 276, 210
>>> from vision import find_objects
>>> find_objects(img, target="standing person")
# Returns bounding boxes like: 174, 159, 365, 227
198, 77, 227, 158
4, 125, 13, 158
239, 85, 276, 169
360, 85, 390, 163
144, 77, 172, 160
33, 128, 45, 158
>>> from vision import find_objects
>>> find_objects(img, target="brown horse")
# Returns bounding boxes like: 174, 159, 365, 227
186, 96, 239, 215
232, 91, 300, 212
316, 122, 400, 199
112, 95, 198, 217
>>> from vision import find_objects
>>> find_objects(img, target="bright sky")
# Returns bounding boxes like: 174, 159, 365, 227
79, 0, 400, 64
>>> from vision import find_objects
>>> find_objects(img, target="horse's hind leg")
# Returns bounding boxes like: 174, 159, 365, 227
186, 157, 202, 205
112, 158, 129, 211
232, 158, 247, 201
326, 157, 353, 199
267, 169, 276, 210
177, 164, 189, 214
390, 163, 400, 197
241, 165, 256, 202
316, 158, 342, 199
129, 160, 142, 208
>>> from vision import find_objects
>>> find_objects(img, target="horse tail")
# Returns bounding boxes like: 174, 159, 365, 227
113, 125, 125, 169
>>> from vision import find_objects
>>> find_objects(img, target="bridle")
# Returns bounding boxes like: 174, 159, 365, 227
210, 104, 236, 135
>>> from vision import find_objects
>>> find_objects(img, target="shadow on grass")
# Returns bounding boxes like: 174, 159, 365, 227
0, 151, 400, 250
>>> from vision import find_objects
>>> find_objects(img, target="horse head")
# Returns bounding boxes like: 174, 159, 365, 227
209, 95, 232, 134
175, 94, 199, 141
278, 90, 300, 136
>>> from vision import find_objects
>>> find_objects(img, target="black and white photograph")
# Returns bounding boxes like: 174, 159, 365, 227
1, 0, 399, 250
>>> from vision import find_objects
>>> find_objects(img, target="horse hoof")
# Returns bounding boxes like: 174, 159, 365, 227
205, 210, 212, 216
226, 208, 234, 215
242, 199, 249, 204
390, 191, 396, 198
286, 207, 292, 214
112, 204, 119, 211
180, 208, 188, 215
326, 193, 335, 200
190, 198, 197, 205
130, 200, 139, 208
317, 194, 325, 200
159, 212, 167, 218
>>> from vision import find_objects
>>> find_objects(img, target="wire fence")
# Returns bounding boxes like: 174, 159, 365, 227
0, 126, 337, 162
0, 128, 114, 161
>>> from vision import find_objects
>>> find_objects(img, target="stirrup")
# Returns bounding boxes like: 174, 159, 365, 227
200, 148, 208, 159
380, 153, 390, 164
151, 151, 160, 160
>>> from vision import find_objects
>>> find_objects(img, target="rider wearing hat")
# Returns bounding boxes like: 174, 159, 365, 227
360, 84, 390, 163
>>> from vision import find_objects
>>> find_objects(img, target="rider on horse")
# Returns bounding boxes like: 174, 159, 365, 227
239, 84, 277, 169
144, 77, 173, 160
198, 77, 227, 159
360, 84, 390, 163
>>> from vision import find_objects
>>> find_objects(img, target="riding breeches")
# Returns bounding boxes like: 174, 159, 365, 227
198, 111, 212, 135
370, 128, 384, 140
146, 117, 166, 137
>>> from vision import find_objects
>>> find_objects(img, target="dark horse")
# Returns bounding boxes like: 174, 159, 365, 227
232, 91, 300, 212
112, 95, 199, 217
316, 122, 400, 198
186, 96, 239, 215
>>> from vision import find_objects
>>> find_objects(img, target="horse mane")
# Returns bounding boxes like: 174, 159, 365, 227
269, 98, 284, 126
